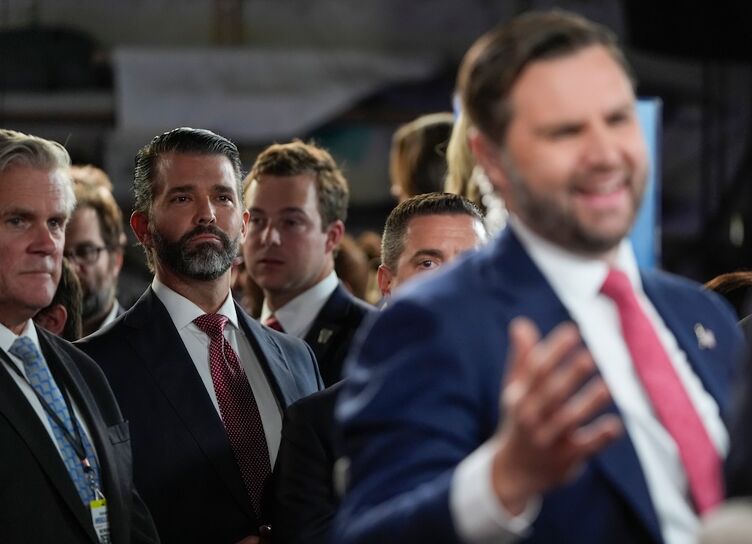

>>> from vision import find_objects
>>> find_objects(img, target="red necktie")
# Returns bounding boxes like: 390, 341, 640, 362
194, 314, 271, 517
601, 268, 722, 514
264, 314, 284, 333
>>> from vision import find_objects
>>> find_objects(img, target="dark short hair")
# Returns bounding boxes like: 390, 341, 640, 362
381, 192, 485, 270
245, 140, 349, 228
390, 112, 454, 198
457, 9, 633, 145
133, 127, 243, 217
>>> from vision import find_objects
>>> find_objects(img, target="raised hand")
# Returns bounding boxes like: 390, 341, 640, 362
490, 317, 623, 515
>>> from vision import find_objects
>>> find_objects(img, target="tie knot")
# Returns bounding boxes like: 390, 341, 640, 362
194, 314, 229, 339
9, 336, 42, 368
600, 268, 634, 303
264, 314, 284, 333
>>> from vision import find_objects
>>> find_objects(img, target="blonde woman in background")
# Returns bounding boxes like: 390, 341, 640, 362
444, 109, 507, 235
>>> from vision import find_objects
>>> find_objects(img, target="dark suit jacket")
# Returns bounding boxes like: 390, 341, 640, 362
273, 380, 344, 544
303, 283, 374, 387
725, 315, 752, 497
334, 228, 744, 544
77, 288, 322, 544
0, 326, 159, 544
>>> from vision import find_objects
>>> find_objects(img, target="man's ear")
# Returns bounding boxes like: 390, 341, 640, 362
33, 304, 68, 336
325, 220, 345, 254
239, 209, 250, 243
468, 129, 510, 196
130, 211, 152, 248
377, 264, 394, 297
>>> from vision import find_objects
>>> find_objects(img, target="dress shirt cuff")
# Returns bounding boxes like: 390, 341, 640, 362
450, 440, 541, 543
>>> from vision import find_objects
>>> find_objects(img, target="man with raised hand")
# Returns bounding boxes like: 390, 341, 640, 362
334, 11, 743, 544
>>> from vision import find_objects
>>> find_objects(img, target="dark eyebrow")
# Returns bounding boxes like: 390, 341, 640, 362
534, 101, 635, 137
213, 185, 236, 196
408, 249, 445, 262
248, 207, 307, 216
605, 103, 635, 120
279, 207, 307, 215
164, 184, 196, 196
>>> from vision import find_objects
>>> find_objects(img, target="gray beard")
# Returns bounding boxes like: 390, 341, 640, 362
152, 225, 239, 281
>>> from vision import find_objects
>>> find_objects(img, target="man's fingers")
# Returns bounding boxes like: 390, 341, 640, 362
572, 414, 624, 457
525, 322, 582, 392
535, 348, 596, 420
502, 319, 586, 431
534, 376, 612, 447
505, 317, 541, 386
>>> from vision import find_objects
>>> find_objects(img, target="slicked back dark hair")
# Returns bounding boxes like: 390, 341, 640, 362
133, 127, 243, 217
381, 192, 485, 270
457, 9, 634, 145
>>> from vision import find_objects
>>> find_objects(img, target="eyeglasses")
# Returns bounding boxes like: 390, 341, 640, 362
64, 244, 108, 265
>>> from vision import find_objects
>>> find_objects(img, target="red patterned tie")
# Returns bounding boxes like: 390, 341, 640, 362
601, 268, 722, 514
194, 314, 271, 517
264, 314, 284, 333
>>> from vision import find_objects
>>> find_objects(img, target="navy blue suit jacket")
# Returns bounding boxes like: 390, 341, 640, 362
77, 288, 322, 544
0, 326, 159, 543
334, 228, 743, 544
273, 380, 345, 544
304, 283, 374, 387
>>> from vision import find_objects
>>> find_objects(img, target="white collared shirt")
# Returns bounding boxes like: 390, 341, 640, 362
451, 217, 726, 544
152, 278, 283, 466
0, 321, 100, 469
259, 271, 339, 338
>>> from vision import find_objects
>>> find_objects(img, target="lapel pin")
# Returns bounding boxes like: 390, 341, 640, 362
317, 329, 333, 344
694, 323, 716, 350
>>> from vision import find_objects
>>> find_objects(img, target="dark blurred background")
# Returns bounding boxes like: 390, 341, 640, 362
2, 0, 751, 292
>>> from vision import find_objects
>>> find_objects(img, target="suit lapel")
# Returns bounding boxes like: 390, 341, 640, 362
492, 230, 663, 542
303, 284, 347, 365
0, 339, 98, 543
124, 291, 255, 519
237, 304, 299, 409
37, 328, 133, 542
641, 272, 729, 417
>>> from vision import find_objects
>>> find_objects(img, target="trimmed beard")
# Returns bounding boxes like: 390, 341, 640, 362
152, 224, 239, 281
501, 151, 644, 255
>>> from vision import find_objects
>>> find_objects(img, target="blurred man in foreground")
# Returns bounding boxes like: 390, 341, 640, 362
334, 11, 743, 544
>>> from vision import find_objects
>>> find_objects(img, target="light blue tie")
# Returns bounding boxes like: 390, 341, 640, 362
10, 336, 101, 504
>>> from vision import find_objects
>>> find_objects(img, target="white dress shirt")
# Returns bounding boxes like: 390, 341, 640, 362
259, 271, 339, 339
152, 278, 283, 466
451, 218, 726, 544
0, 320, 100, 469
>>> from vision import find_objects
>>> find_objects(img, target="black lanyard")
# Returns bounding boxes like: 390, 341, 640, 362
0, 346, 98, 486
